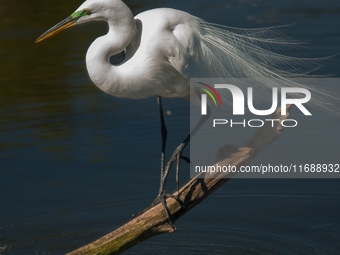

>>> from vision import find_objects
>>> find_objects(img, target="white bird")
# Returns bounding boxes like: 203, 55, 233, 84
36, 0, 330, 227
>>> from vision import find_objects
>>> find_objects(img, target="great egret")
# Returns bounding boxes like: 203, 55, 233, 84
36, 0, 329, 227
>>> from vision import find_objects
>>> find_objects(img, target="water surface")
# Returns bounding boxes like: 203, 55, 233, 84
1, 0, 339, 254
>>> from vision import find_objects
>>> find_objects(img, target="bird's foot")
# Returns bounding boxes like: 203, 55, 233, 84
165, 142, 190, 193
152, 190, 185, 210
132, 190, 185, 231
132, 143, 189, 229
152, 191, 176, 230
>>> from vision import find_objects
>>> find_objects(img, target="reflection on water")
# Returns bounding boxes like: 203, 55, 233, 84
1, 0, 340, 254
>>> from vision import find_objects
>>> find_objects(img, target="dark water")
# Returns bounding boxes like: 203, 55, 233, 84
1, 0, 340, 254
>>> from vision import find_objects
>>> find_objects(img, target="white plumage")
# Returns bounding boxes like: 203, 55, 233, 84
37, 0, 332, 107
36, 0, 335, 227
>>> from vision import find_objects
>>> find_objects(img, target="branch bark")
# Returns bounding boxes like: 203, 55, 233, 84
67, 105, 292, 255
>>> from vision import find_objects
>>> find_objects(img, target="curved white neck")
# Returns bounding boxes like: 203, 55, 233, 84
85, 9, 137, 95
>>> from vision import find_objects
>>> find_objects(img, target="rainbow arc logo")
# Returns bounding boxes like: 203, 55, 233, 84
197, 82, 223, 107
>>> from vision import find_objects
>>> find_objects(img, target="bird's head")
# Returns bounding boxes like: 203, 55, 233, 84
35, 0, 129, 43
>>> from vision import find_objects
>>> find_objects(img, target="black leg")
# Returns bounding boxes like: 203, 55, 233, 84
161, 105, 211, 196
155, 104, 211, 228
132, 97, 179, 225
157, 96, 167, 194
154, 96, 176, 228
134, 100, 211, 228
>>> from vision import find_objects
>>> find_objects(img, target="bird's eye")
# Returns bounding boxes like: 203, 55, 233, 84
84, 9, 91, 15
71, 8, 91, 19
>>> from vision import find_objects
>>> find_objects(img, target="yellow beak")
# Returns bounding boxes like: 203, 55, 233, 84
35, 16, 77, 43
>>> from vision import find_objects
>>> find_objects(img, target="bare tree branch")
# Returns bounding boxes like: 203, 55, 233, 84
67, 105, 292, 255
